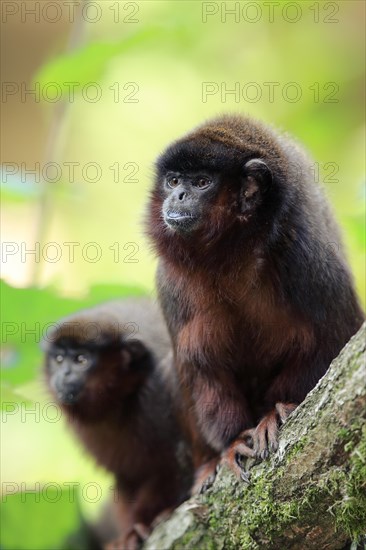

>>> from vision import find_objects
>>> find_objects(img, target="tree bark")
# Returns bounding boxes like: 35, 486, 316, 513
144, 322, 366, 550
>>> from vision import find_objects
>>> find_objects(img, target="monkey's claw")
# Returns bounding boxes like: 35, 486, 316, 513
199, 472, 216, 494
104, 523, 150, 550
192, 458, 219, 495
240, 470, 251, 483
222, 436, 256, 479
224, 402, 297, 478
245, 402, 296, 459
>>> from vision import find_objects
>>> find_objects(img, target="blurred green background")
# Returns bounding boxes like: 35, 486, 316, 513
1, 1, 365, 548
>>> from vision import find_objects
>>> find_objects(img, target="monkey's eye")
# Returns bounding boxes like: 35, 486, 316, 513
55, 354, 64, 364
194, 177, 211, 190
167, 176, 179, 188
76, 354, 88, 366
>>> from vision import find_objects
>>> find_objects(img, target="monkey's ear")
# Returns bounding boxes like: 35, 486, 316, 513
240, 159, 272, 215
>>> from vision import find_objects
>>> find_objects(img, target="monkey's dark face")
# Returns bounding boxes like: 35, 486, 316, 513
154, 137, 274, 243
162, 171, 220, 234
45, 336, 152, 416
47, 345, 96, 405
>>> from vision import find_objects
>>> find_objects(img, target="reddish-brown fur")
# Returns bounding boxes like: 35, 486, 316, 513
147, 114, 364, 486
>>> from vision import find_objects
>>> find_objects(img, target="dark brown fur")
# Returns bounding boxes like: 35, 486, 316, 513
147, 114, 364, 483
43, 299, 192, 548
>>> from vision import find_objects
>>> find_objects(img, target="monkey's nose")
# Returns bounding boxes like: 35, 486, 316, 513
178, 192, 186, 200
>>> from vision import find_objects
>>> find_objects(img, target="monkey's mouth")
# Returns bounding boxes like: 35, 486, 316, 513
166, 211, 194, 221
164, 211, 198, 233
56, 383, 83, 405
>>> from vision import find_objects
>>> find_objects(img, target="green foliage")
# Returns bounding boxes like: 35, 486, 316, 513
3, 0, 365, 301
1, 2, 365, 548
36, 28, 164, 91
1, 281, 121, 549
0, 488, 82, 550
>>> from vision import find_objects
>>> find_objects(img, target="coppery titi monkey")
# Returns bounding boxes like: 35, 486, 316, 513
43, 298, 192, 549
146, 114, 364, 488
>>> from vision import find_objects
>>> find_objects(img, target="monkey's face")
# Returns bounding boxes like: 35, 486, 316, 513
162, 171, 220, 234
46, 345, 96, 405
45, 336, 153, 417
154, 137, 273, 241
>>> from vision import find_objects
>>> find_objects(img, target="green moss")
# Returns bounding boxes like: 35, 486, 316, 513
208, 434, 364, 547
284, 438, 307, 461
338, 427, 351, 440
205, 469, 300, 549
332, 427, 366, 540
173, 419, 365, 549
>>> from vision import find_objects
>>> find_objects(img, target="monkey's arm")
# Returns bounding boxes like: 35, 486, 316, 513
190, 371, 253, 452
182, 370, 254, 492
104, 487, 151, 550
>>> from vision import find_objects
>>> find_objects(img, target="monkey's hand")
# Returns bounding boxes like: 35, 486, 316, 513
104, 523, 150, 550
223, 402, 297, 478
191, 458, 220, 495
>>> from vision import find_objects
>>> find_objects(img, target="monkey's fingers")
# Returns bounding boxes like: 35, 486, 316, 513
199, 472, 217, 494
226, 429, 257, 462
105, 523, 149, 550
254, 410, 278, 458
132, 523, 150, 542
238, 427, 256, 447
222, 435, 256, 480
253, 402, 297, 459
221, 402, 298, 480
191, 457, 219, 495
104, 536, 130, 550
275, 402, 297, 424
233, 439, 257, 461
104, 538, 136, 550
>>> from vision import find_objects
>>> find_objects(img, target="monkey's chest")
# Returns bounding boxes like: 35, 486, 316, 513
74, 420, 138, 475
176, 305, 264, 372
175, 287, 298, 376
165, 268, 302, 372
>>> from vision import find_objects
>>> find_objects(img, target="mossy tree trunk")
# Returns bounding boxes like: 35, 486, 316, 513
144, 323, 366, 550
